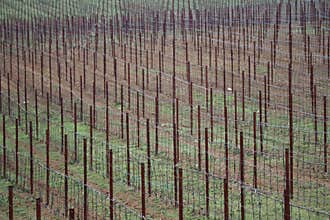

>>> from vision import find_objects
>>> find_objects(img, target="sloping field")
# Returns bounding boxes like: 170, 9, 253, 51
0, 0, 329, 219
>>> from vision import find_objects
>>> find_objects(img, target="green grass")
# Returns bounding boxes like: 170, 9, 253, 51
0, 178, 40, 220
1, 96, 329, 219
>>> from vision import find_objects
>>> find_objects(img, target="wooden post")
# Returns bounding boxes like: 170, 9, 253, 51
106, 82, 109, 176
240, 131, 245, 220
15, 119, 18, 184
64, 134, 68, 217
259, 91, 263, 152
128, 64, 131, 109
328, 35, 330, 78
24, 59, 28, 134
137, 93, 140, 148
0, 72, 2, 113
40, 51, 44, 96
190, 82, 193, 136
7, 73, 10, 116
178, 168, 183, 220
198, 105, 201, 170
242, 71, 245, 121
248, 57, 251, 97
253, 112, 257, 188
29, 121, 33, 194
58, 62, 62, 105
80, 75, 83, 121
83, 138, 88, 220
74, 103, 77, 161
141, 163, 146, 219
69, 208, 75, 220
234, 91, 238, 148
289, 92, 293, 197
210, 88, 214, 141
36, 198, 41, 220
314, 86, 317, 145
89, 106, 93, 171
215, 49, 218, 88
225, 106, 229, 180
46, 93, 50, 133
205, 67, 209, 112
109, 149, 113, 220
205, 128, 209, 218
253, 41, 256, 80
284, 188, 290, 220
3, 115, 6, 178
8, 186, 13, 220
176, 98, 180, 162
284, 149, 290, 220
142, 71, 146, 118
224, 178, 228, 220
35, 90, 39, 139
146, 119, 151, 196
114, 58, 118, 103
93, 81, 96, 128
60, 97, 64, 153
173, 120, 178, 206
121, 85, 124, 139
155, 96, 159, 155
324, 96, 327, 173
48, 41, 52, 101
264, 76, 267, 123
126, 113, 130, 186
17, 79, 20, 124
46, 129, 50, 205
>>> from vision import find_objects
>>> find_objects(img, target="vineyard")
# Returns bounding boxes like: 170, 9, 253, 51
0, 0, 329, 219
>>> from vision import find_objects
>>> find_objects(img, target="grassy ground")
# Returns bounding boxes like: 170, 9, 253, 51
0, 178, 44, 220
